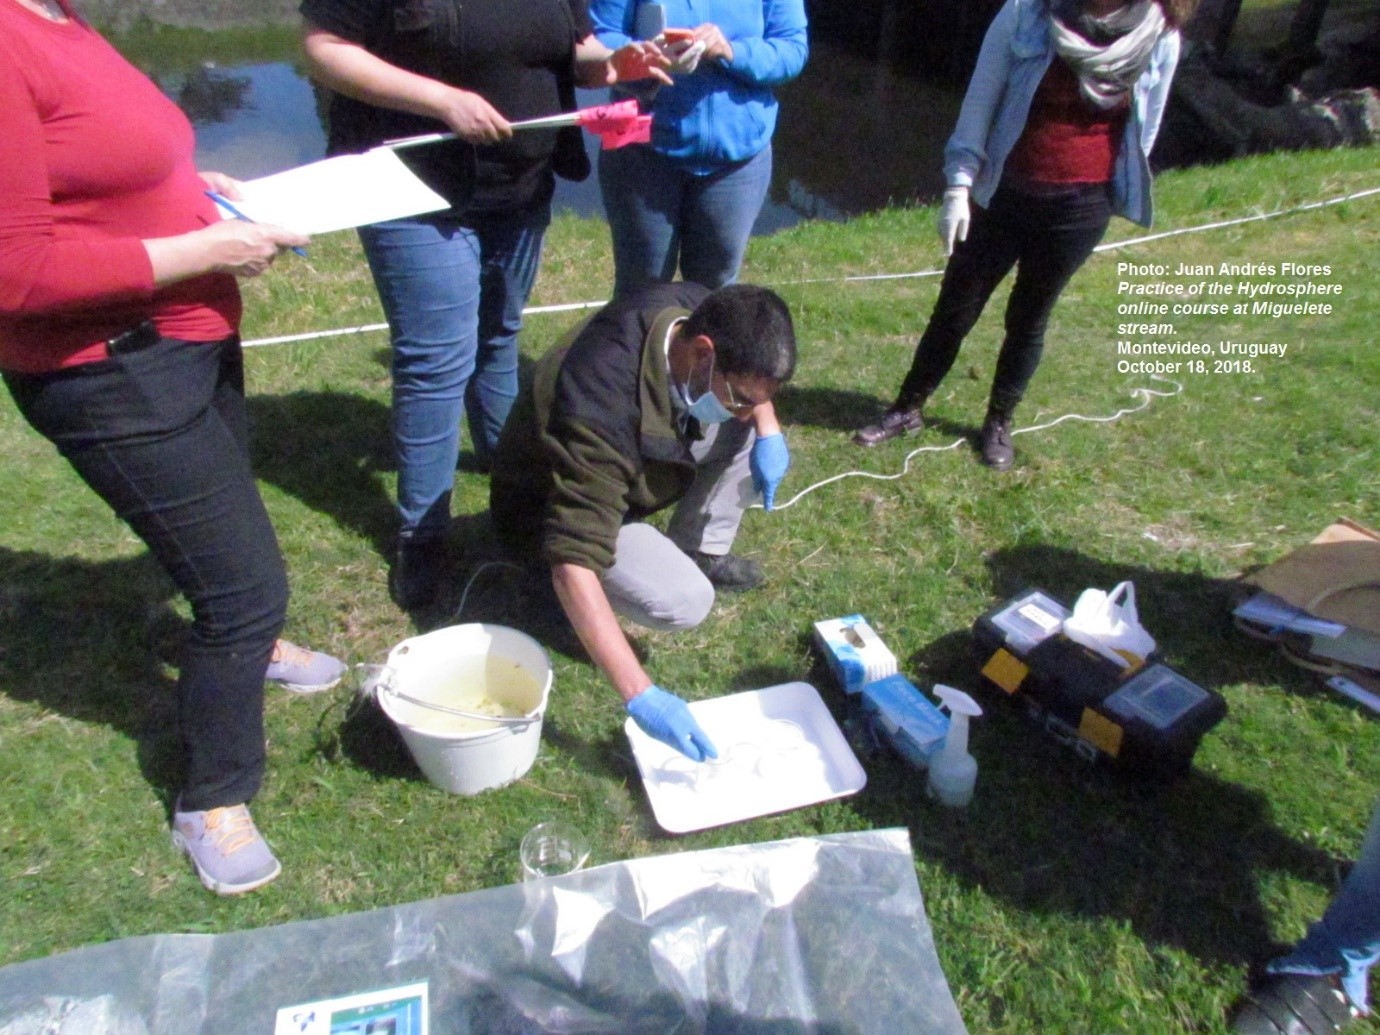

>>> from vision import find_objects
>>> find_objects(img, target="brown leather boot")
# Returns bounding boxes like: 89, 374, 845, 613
979, 407, 1015, 470
853, 405, 924, 446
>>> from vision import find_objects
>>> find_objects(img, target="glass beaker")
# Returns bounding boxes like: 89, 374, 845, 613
519, 820, 591, 882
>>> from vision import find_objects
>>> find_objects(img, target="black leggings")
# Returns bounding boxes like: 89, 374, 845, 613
896, 182, 1113, 413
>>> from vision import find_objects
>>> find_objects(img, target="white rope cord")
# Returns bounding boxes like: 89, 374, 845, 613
1090, 184, 1380, 254
240, 184, 1379, 349
240, 300, 606, 349
243, 320, 386, 349
452, 560, 524, 621
778, 184, 1380, 287
761, 376, 1184, 511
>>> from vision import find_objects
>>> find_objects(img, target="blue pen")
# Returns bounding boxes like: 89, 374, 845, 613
205, 191, 308, 258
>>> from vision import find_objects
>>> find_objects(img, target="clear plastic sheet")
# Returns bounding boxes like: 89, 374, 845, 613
0, 829, 966, 1035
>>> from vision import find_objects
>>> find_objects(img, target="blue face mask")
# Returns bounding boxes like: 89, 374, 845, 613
680, 354, 736, 425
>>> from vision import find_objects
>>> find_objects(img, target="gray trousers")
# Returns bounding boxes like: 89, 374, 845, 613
604, 419, 754, 632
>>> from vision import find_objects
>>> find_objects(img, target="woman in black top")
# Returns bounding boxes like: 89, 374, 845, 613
302, 0, 668, 608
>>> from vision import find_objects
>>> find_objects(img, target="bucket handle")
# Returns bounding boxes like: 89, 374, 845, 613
365, 665, 542, 728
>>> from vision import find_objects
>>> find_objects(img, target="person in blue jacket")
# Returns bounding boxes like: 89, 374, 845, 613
853, 0, 1193, 470
590, 0, 808, 299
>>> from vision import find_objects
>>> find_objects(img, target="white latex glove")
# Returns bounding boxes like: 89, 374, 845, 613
937, 186, 971, 258
663, 36, 707, 75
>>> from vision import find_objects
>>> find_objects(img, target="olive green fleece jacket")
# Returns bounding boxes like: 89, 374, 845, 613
490, 281, 712, 572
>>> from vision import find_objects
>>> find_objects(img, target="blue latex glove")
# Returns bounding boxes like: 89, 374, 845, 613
750, 432, 790, 512
627, 686, 718, 762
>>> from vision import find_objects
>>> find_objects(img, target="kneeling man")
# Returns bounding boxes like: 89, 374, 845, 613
490, 282, 796, 761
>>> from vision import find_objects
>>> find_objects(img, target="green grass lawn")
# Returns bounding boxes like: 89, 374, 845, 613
1, 145, 1377, 1033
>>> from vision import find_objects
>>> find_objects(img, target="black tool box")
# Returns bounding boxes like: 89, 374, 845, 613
972, 589, 1227, 780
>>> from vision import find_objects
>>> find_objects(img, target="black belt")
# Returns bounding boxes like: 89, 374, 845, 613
105, 319, 160, 357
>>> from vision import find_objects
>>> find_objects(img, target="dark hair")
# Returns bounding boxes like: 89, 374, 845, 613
683, 284, 797, 383
1065, 0, 1198, 30
1156, 0, 1198, 29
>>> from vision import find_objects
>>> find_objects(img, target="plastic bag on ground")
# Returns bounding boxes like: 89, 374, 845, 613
0, 829, 967, 1035
1062, 581, 1156, 669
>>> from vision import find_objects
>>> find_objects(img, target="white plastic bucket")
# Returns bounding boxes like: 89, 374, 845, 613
374, 623, 552, 795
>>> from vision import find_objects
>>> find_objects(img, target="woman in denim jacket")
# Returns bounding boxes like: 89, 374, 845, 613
854, 0, 1194, 469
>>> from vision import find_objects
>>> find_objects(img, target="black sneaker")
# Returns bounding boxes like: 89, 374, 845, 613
691, 551, 765, 592
853, 406, 924, 447
390, 536, 447, 609
979, 412, 1015, 470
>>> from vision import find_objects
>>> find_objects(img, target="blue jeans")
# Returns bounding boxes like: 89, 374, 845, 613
895, 182, 1112, 413
598, 143, 772, 298
1269, 798, 1380, 1013
3, 336, 288, 811
359, 204, 549, 539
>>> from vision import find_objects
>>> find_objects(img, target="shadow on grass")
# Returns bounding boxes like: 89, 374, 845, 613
774, 383, 896, 433
248, 353, 540, 567
774, 383, 984, 454
841, 542, 1350, 973
248, 390, 396, 556
0, 547, 186, 807
324, 690, 421, 782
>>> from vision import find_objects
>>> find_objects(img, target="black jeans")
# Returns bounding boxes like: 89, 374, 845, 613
896, 182, 1113, 413
4, 335, 288, 811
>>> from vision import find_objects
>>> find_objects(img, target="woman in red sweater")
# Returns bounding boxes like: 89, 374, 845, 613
0, 0, 342, 895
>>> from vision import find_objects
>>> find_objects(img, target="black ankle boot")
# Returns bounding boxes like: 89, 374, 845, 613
979, 406, 1015, 470
690, 551, 765, 592
853, 400, 925, 447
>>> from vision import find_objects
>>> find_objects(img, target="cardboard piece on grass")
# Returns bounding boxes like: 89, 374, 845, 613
1247, 540, 1380, 638
1309, 517, 1380, 546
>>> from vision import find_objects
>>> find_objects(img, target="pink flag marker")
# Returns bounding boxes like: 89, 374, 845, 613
569, 99, 653, 149
381, 100, 652, 153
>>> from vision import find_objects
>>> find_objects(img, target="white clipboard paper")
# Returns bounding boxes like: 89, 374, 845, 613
217, 148, 449, 236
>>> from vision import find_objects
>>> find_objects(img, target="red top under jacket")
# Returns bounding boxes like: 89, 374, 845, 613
1004, 58, 1129, 189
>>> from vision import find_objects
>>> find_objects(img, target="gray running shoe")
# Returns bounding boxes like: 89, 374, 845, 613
172, 804, 281, 896
265, 638, 346, 694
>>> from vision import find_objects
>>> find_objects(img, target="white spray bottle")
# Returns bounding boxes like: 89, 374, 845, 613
927, 685, 983, 808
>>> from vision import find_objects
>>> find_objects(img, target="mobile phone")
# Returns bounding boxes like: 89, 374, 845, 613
660, 27, 697, 44
634, 2, 667, 40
